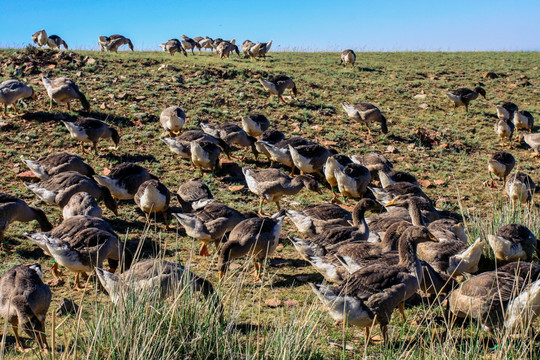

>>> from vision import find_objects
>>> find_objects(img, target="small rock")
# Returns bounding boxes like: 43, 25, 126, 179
116, 93, 127, 100
76, 71, 82, 77
135, 96, 146, 101
100, 103, 107, 110
228, 263, 242, 270
407, 143, 416, 151
264, 299, 282, 308
483, 71, 498, 79
414, 94, 427, 99
386, 145, 399, 154
86, 57, 96, 65
419, 103, 428, 110
0, 122, 13, 131
284, 299, 298, 307
56, 298, 79, 316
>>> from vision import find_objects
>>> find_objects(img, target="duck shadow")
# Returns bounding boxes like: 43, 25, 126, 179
100, 153, 157, 163
85, 111, 134, 127
357, 67, 384, 73
270, 271, 323, 288
21, 111, 78, 123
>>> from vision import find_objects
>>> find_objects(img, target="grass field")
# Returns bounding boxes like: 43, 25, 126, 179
0, 47, 539, 359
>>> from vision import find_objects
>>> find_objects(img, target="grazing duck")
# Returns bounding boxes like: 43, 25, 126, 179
216, 41, 240, 59
290, 199, 381, 260
446, 87, 486, 112
289, 144, 331, 176
218, 215, 285, 281
25, 215, 130, 289
161, 130, 229, 160
487, 151, 515, 187
505, 172, 535, 207
324, 155, 353, 201
340, 49, 356, 68
0, 193, 52, 249
243, 168, 320, 215
487, 224, 537, 262
254, 129, 286, 162
333, 163, 371, 199
243, 40, 272, 59
496, 102, 519, 120
286, 203, 352, 237
374, 167, 419, 189
98, 34, 134, 52
160, 106, 185, 136
369, 181, 430, 205
176, 179, 213, 213
173, 201, 245, 256
0, 264, 51, 352
521, 133, 540, 157
351, 153, 393, 174
494, 118, 514, 146
26, 171, 118, 214
342, 102, 389, 134
180, 35, 201, 55
94, 162, 154, 200
513, 110, 534, 131
134, 179, 171, 226
449, 269, 540, 335
0, 80, 36, 115
31, 29, 48, 47
21, 152, 95, 180
62, 192, 102, 219
62, 118, 120, 153
190, 140, 221, 172
96, 259, 216, 305
197, 37, 214, 51
311, 226, 437, 343
259, 75, 298, 103
241, 113, 270, 137
47, 35, 68, 49
201, 122, 258, 159
257, 136, 312, 173
42, 76, 90, 112
160, 39, 187, 56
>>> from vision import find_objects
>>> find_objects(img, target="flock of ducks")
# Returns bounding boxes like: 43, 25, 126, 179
0, 35, 539, 353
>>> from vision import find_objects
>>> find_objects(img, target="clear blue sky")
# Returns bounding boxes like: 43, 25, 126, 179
1, 0, 539, 51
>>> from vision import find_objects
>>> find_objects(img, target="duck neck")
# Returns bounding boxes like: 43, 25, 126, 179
397, 233, 419, 271
378, 170, 395, 188
352, 205, 368, 237
31, 207, 53, 231
285, 176, 309, 195
409, 200, 424, 226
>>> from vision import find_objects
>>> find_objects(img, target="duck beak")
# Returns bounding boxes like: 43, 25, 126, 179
429, 233, 438, 242
385, 200, 396, 207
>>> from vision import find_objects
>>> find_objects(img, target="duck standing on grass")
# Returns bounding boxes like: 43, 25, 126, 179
218, 215, 285, 281
311, 226, 437, 343
259, 75, 298, 103
0, 264, 51, 352
42, 76, 90, 112
446, 87, 486, 112
0, 80, 37, 116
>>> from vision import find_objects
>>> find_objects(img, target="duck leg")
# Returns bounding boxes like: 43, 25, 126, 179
67, 102, 71, 112
364, 327, 371, 343
74, 272, 88, 291
258, 198, 267, 216
381, 324, 388, 343
92, 142, 99, 154
12, 324, 31, 353
253, 261, 262, 281
398, 302, 406, 322
48, 101, 53, 111
162, 211, 171, 229
48, 262, 65, 286
199, 242, 210, 257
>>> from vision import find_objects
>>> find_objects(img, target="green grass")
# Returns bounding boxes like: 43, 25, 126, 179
0, 47, 540, 359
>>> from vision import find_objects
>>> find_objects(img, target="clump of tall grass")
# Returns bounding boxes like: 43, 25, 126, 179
53, 248, 324, 360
